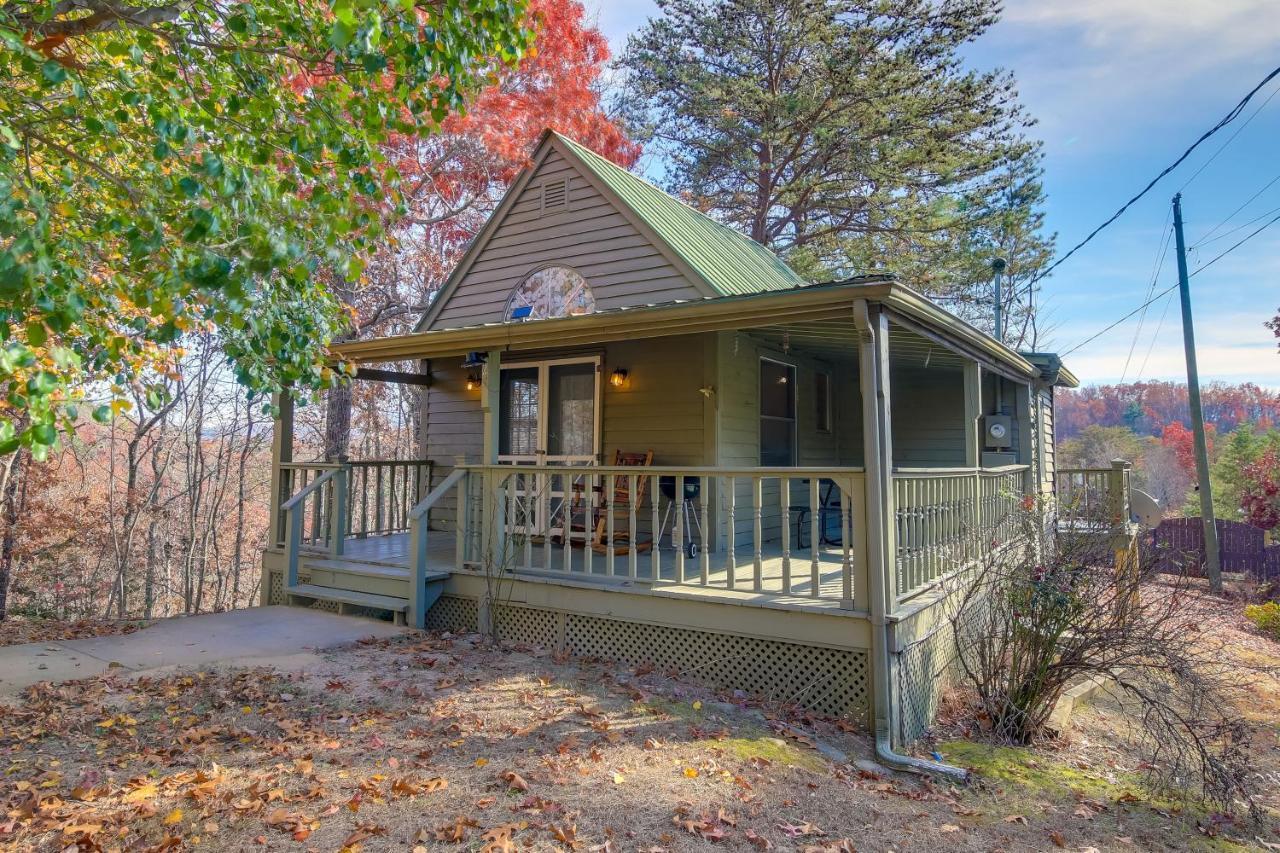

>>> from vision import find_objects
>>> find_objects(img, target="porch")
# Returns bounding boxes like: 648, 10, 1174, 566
258, 282, 1082, 738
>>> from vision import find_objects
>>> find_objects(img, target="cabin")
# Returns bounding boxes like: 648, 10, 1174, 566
259, 130, 1103, 748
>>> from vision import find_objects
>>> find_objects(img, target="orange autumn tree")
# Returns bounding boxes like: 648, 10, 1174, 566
322, 0, 640, 458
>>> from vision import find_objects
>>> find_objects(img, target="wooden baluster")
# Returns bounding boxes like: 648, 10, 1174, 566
583, 473, 594, 576
605, 473, 616, 577
752, 476, 763, 592
779, 476, 791, 594
650, 474, 661, 583
542, 472, 552, 571
455, 472, 468, 568
522, 472, 532, 570
627, 475, 638, 579
809, 476, 820, 598
724, 476, 736, 589
563, 473, 574, 575
674, 474, 685, 584
699, 475, 710, 585
374, 464, 384, 535
841, 478, 853, 607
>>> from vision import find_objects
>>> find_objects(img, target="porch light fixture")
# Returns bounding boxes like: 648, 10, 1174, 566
465, 371, 482, 392
609, 368, 629, 388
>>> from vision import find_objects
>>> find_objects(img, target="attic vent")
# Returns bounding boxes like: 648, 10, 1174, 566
541, 178, 569, 211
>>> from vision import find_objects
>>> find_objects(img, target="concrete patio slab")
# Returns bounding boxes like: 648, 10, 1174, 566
0, 606, 407, 696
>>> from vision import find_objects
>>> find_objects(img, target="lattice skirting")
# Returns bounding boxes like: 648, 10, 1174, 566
894, 621, 960, 745
477, 600, 867, 719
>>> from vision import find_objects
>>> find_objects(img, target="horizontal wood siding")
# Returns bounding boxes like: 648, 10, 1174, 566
890, 362, 966, 467
716, 331, 862, 549
602, 335, 708, 466
1040, 387, 1056, 493
423, 363, 483, 530
428, 150, 704, 330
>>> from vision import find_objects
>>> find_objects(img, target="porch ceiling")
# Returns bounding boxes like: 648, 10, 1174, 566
751, 321, 966, 369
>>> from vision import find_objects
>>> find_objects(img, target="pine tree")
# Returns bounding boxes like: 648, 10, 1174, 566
616, 0, 1052, 335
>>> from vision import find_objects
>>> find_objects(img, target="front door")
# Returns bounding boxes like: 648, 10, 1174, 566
498, 357, 601, 539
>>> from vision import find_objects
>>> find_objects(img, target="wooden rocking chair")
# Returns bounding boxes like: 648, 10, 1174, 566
591, 450, 654, 555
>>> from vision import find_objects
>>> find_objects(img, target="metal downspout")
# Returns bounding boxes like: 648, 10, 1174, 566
853, 298, 969, 783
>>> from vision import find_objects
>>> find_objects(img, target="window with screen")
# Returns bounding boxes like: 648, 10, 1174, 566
815, 371, 832, 433
760, 358, 796, 466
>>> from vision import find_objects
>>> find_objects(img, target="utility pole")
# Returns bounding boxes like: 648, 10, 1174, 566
991, 257, 1007, 343
1172, 193, 1222, 593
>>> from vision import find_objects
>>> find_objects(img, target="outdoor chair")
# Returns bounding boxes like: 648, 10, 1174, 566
591, 450, 655, 555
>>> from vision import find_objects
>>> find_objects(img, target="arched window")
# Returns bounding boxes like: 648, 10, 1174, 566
504, 266, 595, 322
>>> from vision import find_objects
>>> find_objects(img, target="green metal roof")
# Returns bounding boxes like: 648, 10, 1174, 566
555, 132, 810, 296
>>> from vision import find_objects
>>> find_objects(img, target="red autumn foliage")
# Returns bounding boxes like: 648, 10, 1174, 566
353, 0, 640, 337
1160, 421, 1215, 480
1241, 448, 1280, 531
1057, 381, 1280, 440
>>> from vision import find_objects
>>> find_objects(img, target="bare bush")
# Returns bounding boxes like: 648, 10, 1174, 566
942, 503, 1264, 815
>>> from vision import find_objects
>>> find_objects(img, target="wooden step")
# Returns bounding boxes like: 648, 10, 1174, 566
303, 558, 411, 580
287, 583, 409, 614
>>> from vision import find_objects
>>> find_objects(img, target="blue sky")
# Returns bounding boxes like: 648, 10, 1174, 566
587, 0, 1280, 388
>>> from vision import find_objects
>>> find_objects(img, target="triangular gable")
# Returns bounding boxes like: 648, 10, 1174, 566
416, 131, 811, 332
417, 132, 718, 332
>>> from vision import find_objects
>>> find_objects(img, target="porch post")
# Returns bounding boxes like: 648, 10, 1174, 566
854, 298, 898, 737
962, 362, 981, 469
268, 391, 294, 550
480, 350, 505, 570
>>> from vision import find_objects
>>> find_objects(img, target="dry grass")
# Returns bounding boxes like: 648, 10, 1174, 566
1, 615, 1278, 851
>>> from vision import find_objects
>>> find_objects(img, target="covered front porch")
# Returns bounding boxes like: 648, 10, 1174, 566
261, 282, 1056, 624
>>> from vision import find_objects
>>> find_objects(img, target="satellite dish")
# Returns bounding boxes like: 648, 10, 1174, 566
1130, 489, 1163, 528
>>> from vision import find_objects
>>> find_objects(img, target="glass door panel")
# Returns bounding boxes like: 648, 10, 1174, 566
499, 367, 539, 460
547, 362, 597, 461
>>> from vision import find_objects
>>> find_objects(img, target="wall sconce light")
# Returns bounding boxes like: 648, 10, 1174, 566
609, 368, 629, 388
465, 371, 482, 391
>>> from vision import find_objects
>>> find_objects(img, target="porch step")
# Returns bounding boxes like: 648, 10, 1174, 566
287, 583, 409, 614
303, 558, 411, 580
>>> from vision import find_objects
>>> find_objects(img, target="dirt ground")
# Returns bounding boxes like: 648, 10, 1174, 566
0, 617, 150, 649
1, 600, 1278, 852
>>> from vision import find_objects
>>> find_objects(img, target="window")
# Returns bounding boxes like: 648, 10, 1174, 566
504, 266, 596, 322
815, 371, 832, 433
760, 358, 796, 466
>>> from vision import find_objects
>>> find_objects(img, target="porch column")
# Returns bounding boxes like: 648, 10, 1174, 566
268, 390, 294, 550
479, 350, 505, 572
962, 362, 981, 469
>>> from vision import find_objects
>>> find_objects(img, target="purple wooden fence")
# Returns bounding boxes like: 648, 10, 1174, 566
1154, 518, 1278, 580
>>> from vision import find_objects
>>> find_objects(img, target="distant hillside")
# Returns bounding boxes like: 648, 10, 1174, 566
1056, 381, 1280, 439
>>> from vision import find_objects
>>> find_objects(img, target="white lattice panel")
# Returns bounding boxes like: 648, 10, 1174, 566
564, 614, 867, 718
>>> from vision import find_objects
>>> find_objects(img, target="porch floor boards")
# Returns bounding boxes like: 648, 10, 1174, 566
328, 533, 856, 608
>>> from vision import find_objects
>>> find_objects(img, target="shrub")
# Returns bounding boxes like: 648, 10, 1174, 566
942, 501, 1259, 816
1244, 601, 1280, 639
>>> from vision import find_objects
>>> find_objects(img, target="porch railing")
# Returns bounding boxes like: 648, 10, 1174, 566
282, 465, 346, 590
892, 465, 1030, 603
1057, 460, 1132, 532
275, 459, 434, 548
456, 464, 869, 610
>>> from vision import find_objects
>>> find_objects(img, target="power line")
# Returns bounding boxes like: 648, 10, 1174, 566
1059, 281, 1180, 358
1025, 62, 1280, 288
1060, 204, 1280, 359
1192, 197, 1280, 250
1136, 289, 1175, 380
1178, 82, 1280, 192
1190, 208, 1280, 276
1120, 217, 1173, 382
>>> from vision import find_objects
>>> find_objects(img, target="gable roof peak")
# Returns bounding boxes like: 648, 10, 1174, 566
545, 130, 811, 298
